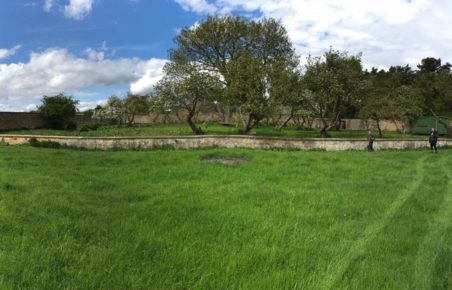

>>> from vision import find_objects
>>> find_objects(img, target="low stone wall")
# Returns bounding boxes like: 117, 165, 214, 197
1, 135, 450, 151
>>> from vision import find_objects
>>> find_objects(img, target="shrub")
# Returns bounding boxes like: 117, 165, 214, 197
78, 121, 101, 132
28, 138, 61, 149
37, 93, 79, 129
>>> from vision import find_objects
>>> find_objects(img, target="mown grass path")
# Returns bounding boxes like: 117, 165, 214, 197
322, 155, 429, 289
413, 156, 452, 289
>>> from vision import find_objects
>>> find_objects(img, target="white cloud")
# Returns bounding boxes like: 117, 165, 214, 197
0, 45, 22, 60
0, 48, 167, 105
175, 0, 217, 14
173, 0, 452, 69
64, 0, 93, 20
43, 0, 55, 12
85, 48, 104, 61
43, 0, 94, 20
130, 60, 166, 95
78, 99, 107, 111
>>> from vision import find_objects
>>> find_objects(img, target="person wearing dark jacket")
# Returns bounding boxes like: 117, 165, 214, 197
429, 127, 439, 153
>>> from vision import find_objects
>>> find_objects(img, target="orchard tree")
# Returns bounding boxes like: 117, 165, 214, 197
361, 66, 418, 136
96, 94, 150, 126
303, 49, 365, 137
123, 94, 151, 126
269, 66, 310, 130
170, 16, 298, 133
414, 57, 452, 136
37, 93, 79, 129
101, 96, 126, 125
153, 61, 222, 134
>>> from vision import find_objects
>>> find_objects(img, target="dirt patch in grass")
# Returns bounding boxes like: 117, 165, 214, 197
202, 156, 248, 165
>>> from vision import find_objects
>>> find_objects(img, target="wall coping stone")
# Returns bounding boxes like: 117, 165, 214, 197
1, 134, 451, 151
0, 134, 439, 141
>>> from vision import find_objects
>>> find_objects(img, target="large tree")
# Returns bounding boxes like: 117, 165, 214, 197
303, 49, 365, 137
169, 16, 298, 133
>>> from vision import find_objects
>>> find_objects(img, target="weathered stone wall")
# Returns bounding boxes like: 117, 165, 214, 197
0, 112, 45, 131
0, 112, 91, 131
1, 135, 450, 151
343, 119, 410, 132
133, 112, 411, 132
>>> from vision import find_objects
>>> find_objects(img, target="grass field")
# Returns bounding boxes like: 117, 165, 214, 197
1, 122, 423, 139
1, 144, 451, 289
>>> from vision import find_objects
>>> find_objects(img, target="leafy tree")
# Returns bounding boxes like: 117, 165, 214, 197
361, 66, 420, 136
414, 57, 452, 136
303, 49, 364, 137
270, 67, 310, 130
153, 61, 222, 134
37, 93, 79, 129
170, 16, 298, 133
123, 94, 151, 126
95, 94, 150, 126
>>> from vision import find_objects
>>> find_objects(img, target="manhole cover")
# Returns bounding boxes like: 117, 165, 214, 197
202, 156, 248, 165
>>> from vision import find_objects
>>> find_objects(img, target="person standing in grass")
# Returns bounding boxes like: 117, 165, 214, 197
367, 130, 375, 151
429, 127, 439, 153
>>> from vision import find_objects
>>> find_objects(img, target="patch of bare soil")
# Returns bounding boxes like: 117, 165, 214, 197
202, 156, 248, 165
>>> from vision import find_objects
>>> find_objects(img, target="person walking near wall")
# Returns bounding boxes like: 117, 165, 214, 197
429, 127, 439, 153
367, 130, 375, 151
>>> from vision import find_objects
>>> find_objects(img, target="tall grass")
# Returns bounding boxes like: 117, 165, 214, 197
0, 145, 450, 289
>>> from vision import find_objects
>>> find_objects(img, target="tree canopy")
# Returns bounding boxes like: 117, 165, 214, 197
37, 93, 79, 129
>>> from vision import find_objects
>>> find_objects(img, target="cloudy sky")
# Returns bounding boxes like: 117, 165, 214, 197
1, 0, 452, 111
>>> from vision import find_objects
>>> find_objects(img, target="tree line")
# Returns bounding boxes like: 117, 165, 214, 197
39, 16, 452, 137
148, 16, 452, 137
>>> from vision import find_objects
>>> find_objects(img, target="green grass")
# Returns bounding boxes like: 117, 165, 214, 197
1, 122, 423, 139
1, 144, 451, 289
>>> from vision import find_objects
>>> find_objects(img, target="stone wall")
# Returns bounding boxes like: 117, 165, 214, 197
1, 134, 450, 151
0, 112, 45, 131
0, 112, 91, 131
133, 112, 410, 132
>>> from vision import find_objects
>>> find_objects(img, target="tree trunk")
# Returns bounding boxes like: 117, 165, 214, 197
373, 115, 383, 138
187, 114, 203, 135
277, 114, 293, 130
319, 126, 328, 138
242, 114, 261, 134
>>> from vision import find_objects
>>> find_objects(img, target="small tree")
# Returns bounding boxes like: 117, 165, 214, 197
153, 61, 222, 135
123, 94, 151, 126
37, 93, 79, 129
95, 94, 150, 126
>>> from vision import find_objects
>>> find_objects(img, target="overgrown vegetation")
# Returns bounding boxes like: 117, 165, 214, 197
1, 145, 451, 288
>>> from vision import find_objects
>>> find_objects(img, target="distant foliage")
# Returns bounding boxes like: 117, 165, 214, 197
78, 121, 101, 132
93, 94, 150, 126
37, 93, 79, 129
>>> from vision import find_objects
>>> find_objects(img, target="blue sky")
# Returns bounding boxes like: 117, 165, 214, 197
1, 0, 452, 111
1, 0, 197, 62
